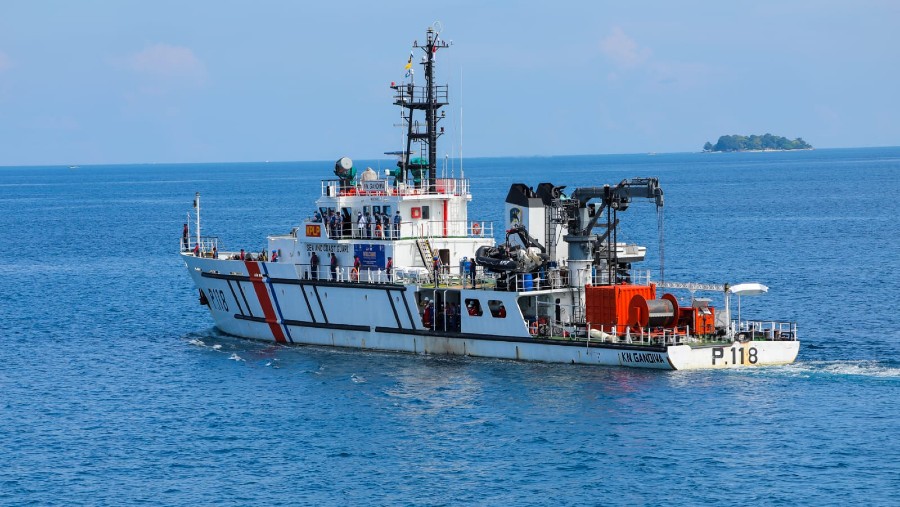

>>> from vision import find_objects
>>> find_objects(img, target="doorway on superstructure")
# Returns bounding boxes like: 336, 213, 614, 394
417, 288, 461, 332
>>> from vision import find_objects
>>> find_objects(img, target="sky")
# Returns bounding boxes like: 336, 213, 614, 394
0, 0, 897, 166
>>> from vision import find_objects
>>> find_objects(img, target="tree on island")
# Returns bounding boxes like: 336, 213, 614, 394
703, 134, 812, 152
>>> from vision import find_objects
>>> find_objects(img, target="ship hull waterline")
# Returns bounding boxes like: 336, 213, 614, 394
209, 319, 800, 371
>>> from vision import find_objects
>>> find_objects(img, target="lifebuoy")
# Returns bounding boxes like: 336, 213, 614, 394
472, 222, 481, 235
350, 267, 359, 282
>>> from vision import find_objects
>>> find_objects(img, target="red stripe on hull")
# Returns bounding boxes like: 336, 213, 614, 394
245, 261, 287, 343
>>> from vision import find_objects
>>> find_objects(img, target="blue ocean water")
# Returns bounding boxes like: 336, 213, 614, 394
1, 148, 898, 506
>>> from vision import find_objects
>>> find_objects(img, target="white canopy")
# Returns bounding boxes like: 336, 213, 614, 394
728, 282, 769, 296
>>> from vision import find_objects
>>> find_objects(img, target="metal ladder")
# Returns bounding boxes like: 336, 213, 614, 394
415, 237, 436, 269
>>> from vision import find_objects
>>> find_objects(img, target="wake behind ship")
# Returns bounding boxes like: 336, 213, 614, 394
181, 25, 799, 370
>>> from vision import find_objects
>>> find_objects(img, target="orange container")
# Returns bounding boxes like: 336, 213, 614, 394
584, 284, 656, 329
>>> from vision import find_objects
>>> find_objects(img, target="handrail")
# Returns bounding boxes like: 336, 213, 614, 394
182, 236, 220, 258
305, 218, 494, 240
321, 177, 470, 198
732, 319, 798, 341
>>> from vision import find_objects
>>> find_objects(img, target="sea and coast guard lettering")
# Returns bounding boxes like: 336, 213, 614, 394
306, 243, 350, 253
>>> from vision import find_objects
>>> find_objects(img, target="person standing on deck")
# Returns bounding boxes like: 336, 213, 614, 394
357, 212, 365, 238
310, 252, 320, 280
386, 256, 393, 282
393, 210, 402, 239
181, 223, 189, 251
330, 253, 338, 281
433, 256, 442, 286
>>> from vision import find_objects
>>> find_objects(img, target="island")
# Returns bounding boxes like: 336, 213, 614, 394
703, 134, 812, 152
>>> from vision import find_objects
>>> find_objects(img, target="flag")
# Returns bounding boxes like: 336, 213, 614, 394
403, 52, 412, 77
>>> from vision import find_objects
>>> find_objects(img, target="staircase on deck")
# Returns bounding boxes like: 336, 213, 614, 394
415, 237, 438, 283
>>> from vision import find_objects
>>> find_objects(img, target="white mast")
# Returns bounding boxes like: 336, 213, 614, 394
194, 192, 201, 252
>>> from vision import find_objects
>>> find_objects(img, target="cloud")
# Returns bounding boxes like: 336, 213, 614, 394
598, 28, 711, 90
599, 27, 651, 68
0, 51, 11, 72
127, 44, 206, 86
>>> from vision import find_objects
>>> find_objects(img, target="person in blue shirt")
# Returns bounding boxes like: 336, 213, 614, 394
393, 210, 402, 239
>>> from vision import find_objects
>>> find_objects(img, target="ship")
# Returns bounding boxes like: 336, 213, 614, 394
181, 25, 799, 370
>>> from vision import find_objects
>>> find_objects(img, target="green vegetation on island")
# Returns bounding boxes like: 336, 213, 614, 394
703, 134, 812, 152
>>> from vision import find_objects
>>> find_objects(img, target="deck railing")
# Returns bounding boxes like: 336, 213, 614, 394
321, 177, 470, 198
181, 236, 220, 258
732, 320, 798, 341
306, 218, 493, 240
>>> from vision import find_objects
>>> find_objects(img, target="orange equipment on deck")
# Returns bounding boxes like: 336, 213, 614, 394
584, 284, 656, 329
585, 283, 716, 335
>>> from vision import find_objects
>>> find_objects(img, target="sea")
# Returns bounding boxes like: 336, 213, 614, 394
1, 147, 898, 506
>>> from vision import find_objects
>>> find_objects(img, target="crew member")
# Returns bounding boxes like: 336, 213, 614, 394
182, 223, 189, 251
310, 252, 320, 280
393, 210, 402, 238
386, 256, 393, 282
330, 253, 338, 281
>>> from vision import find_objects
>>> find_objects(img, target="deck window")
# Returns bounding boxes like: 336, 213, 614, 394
488, 300, 507, 318
464, 298, 483, 317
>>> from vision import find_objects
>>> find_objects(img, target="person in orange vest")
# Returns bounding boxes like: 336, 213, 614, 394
192, 243, 199, 256
386, 256, 393, 282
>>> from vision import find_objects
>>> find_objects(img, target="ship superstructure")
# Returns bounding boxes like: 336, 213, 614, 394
181, 25, 799, 370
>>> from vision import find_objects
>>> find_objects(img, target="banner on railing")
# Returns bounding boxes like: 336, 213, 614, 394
362, 180, 388, 194
354, 243, 386, 270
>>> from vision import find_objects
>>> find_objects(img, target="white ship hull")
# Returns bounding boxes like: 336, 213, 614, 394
184, 254, 799, 370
